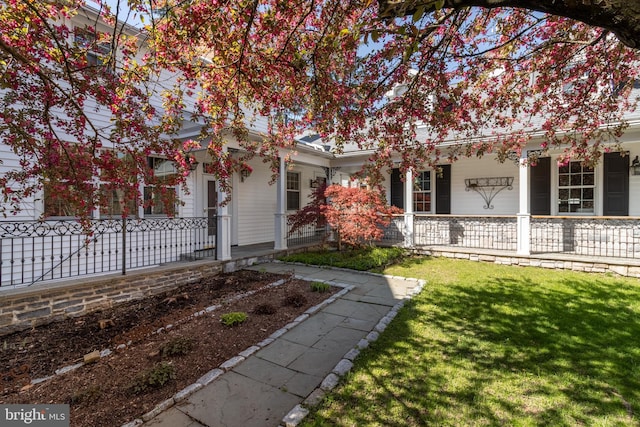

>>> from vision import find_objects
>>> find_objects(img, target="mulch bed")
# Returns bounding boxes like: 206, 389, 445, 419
0, 269, 337, 427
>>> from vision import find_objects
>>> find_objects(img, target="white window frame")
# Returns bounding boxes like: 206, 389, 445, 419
286, 171, 301, 211
413, 171, 432, 213
557, 161, 595, 214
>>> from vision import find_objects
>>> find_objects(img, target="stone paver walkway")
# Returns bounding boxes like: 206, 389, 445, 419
134, 262, 424, 427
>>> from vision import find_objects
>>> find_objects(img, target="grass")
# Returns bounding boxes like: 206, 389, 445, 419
278, 246, 405, 272
302, 256, 640, 426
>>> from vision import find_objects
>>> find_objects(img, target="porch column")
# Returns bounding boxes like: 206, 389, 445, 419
217, 184, 232, 261
274, 156, 288, 250
516, 150, 531, 255
404, 168, 414, 248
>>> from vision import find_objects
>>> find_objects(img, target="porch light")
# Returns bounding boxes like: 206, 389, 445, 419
310, 178, 319, 188
240, 164, 253, 182
631, 156, 640, 176
186, 154, 199, 173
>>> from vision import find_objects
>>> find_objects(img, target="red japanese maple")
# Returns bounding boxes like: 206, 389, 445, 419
323, 184, 403, 250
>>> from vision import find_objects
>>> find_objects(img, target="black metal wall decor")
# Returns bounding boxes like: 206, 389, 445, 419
464, 177, 514, 209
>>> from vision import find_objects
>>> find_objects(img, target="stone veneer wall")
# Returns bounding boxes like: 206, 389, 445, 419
0, 251, 285, 337
415, 247, 640, 278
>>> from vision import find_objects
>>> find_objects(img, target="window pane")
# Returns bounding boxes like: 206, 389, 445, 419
287, 172, 300, 190
144, 187, 176, 215
287, 191, 300, 210
583, 173, 594, 185
570, 161, 581, 173
559, 175, 570, 186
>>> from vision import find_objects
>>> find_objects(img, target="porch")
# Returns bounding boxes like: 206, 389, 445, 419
379, 214, 640, 275
2, 214, 639, 289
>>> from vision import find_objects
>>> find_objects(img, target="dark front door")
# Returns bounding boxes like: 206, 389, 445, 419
530, 157, 551, 215
603, 152, 629, 216
435, 165, 451, 214
390, 168, 404, 210
207, 180, 217, 238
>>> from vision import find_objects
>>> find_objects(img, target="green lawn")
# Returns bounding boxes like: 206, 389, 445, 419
302, 256, 640, 426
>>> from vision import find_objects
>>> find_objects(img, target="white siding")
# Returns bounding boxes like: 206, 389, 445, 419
236, 160, 277, 245
451, 157, 520, 215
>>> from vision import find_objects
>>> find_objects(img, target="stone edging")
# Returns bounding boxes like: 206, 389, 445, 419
120, 276, 354, 427
278, 267, 426, 427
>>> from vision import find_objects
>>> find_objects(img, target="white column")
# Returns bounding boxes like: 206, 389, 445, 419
516, 150, 531, 255
216, 183, 232, 261
404, 168, 414, 248
274, 156, 288, 250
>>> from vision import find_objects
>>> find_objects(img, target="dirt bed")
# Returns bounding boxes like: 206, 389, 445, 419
0, 269, 337, 427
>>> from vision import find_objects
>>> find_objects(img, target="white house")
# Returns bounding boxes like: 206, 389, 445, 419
1, 5, 640, 288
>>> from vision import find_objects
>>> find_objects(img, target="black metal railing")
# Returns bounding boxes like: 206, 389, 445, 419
380, 214, 640, 259
413, 215, 518, 251
379, 215, 405, 245
286, 216, 329, 247
0, 217, 216, 288
531, 216, 640, 258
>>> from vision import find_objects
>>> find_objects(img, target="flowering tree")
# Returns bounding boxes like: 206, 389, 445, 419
323, 184, 403, 250
0, 0, 639, 218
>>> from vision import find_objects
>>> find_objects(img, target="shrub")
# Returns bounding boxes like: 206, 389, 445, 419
220, 311, 248, 326
160, 337, 194, 358
283, 293, 308, 307
253, 303, 277, 315
310, 282, 331, 292
129, 362, 175, 395
70, 385, 102, 405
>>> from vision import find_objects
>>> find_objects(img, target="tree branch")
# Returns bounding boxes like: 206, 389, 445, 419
378, 0, 640, 49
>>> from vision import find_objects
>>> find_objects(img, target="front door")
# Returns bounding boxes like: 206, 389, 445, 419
530, 157, 551, 215
207, 180, 217, 240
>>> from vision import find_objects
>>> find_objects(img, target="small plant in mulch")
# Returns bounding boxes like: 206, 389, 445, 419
220, 312, 248, 327
128, 362, 176, 395
310, 282, 331, 293
283, 293, 308, 308
70, 385, 102, 405
160, 337, 194, 358
252, 303, 278, 315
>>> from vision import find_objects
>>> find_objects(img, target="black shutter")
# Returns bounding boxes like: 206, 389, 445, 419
603, 152, 629, 216
390, 168, 404, 209
530, 157, 551, 215
435, 165, 451, 214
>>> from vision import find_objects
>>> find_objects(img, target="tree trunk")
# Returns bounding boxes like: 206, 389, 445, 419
378, 0, 640, 49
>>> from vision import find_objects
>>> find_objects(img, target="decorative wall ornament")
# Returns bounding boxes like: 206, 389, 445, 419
464, 177, 514, 209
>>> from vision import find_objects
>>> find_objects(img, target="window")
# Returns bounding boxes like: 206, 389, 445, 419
44, 183, 77, 217
74, 28, 112, 72
286, 172, 300, 211
413, 171, 431, 212
43, 144, 93, 218
144, 156, 178, 216
100, 186, 138, 218
143, 187, 177, 216
558, 161, 594, 213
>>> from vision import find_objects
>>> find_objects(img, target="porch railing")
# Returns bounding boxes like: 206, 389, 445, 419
531, 216, 640, 258
286, 216, 329, 247
380, 215, 640, 259
413, 215, 518, 251
0, 217, 216, 288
